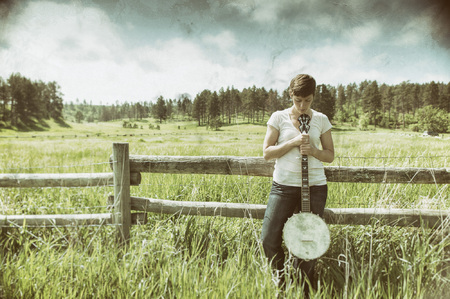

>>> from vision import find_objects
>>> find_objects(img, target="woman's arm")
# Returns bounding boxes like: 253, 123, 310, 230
300, 129, 334, 163
263, 125, 305, 160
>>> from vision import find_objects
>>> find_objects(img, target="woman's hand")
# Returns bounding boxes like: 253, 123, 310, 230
299, 134, 314, 156
263, 126, 310, 160
289, 133, 307, 146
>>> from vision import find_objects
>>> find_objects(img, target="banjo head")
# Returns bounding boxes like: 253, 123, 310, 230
283, 213, 330, 260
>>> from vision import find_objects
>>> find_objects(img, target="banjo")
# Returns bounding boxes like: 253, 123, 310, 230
282, 113, 330, 260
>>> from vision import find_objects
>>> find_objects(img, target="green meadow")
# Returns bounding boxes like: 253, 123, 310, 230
0, 119, 449, 298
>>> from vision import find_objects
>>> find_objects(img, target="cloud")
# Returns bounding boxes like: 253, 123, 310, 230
423, 0, 450, 48
0, 1, 264, 103
345, 21, 382, 46
1, 1, 122, 73
1, 0, 448, 105
130, 37, 262, 98
0, 2, 138, 101
202, 30, 237, 52
393, 18, 429, 47
0, 0, 24, 23
53, 0, 450, 52
263, 42, 366, 89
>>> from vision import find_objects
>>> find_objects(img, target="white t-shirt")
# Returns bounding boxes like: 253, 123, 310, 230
267, 108, 332, 187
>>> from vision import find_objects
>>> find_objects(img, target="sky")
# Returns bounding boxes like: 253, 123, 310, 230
1, 0, 449, 105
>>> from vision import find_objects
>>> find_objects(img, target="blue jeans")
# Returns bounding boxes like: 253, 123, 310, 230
261, 181, 328, 282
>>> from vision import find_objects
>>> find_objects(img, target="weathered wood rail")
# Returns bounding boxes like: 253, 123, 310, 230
1, 143, 449, 245
0, 172, 141, 188
123, 155, 450, 184
107, 196, 448, 228
0, 213, 146, 228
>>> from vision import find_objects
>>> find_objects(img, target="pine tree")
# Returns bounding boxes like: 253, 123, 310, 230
153, 96, 167, 123
362, 81, 382, 128
313, 84, 335, 120
423, 81, 439, 106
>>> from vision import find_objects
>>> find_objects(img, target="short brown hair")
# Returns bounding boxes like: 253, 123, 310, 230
290, 74, 316, 97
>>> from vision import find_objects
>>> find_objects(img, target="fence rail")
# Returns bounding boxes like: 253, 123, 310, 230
0, 172, 141, 188
117, 155, 450, 184
1, 143, 449, 244
106, 196, 449, 229
1, 213, 112, 227
0, 213, 147, 227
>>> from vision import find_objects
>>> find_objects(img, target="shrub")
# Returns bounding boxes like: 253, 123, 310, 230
358, 113, 369, 131
409, 124, 420, 132
208, 117, 222, 131
416, 106, 448, 133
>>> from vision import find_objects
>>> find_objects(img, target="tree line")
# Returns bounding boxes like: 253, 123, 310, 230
2, 72, 449, 133
335, 80, 449, 132
0, 73, 64, 129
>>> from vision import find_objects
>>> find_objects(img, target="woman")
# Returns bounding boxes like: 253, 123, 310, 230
261, 74, 334, 289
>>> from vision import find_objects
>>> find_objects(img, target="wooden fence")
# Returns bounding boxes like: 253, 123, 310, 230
1, 142, 449, 244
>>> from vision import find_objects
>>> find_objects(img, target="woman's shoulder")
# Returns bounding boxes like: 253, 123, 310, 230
311, 109, 332, 132
312, 109, 330, 120
272, 108, 289, 116
269, 108, 289, 120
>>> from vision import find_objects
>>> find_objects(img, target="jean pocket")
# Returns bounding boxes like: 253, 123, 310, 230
270, 181, 284, 194
270, 181, 301, 197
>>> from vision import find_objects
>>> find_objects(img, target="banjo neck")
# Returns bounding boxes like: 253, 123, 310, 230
301, 154, 310, 213
298, 113, 311, 213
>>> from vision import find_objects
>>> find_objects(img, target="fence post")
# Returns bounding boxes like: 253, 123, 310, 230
113, 143, 131, 245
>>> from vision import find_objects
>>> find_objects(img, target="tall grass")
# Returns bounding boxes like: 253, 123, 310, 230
1, 120, 449, 298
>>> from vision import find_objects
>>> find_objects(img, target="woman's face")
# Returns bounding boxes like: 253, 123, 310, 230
291, 92, 314, 115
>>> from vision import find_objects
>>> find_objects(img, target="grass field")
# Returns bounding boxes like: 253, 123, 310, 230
1, 119, 449, 298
